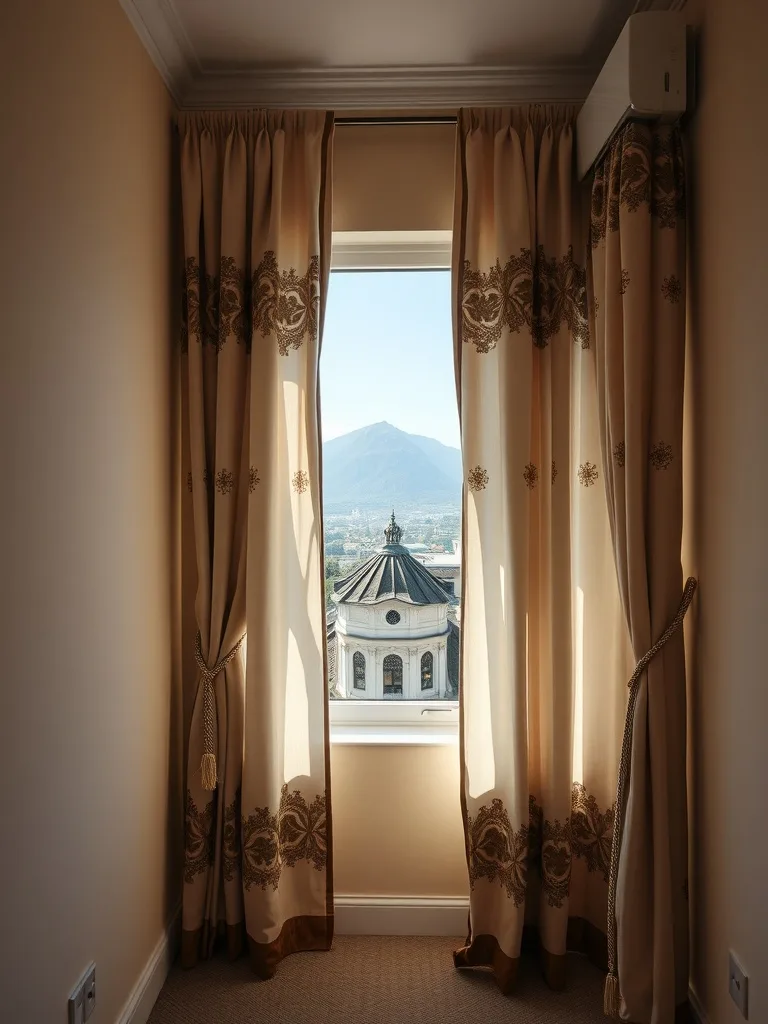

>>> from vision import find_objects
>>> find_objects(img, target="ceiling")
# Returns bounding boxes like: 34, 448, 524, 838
120, 0, 679, 108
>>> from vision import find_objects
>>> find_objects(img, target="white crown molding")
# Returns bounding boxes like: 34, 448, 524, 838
118, 0, 197, 101
180, 64, 597, 110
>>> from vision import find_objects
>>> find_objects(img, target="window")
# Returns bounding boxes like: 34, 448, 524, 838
421, 651, 433, 691
383, 654, 403, 696
323, 232, 459, 743
353, 651, 366, 691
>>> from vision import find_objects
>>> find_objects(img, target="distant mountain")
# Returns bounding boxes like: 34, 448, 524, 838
408, 432, 463, 483
322, 422, 462, 508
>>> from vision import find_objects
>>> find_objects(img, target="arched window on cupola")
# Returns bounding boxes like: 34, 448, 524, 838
353, 651, 366, 691
383, 654, 403, 697
421, 651, 434, 691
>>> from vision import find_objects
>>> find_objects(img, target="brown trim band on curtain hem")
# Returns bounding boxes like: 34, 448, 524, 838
181, 914, 333, 976
247, 914, 334, 979
455, 917, 607, 995
454, 934, 519, 995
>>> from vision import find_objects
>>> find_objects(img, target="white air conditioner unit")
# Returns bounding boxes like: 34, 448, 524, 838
576, 11, 687, 180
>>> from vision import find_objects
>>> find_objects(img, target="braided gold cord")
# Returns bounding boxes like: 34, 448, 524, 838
194, 631, 246, 791
604, 576, 698, 1017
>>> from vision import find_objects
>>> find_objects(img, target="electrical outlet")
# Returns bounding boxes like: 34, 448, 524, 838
68, 963, 96, 1024
729, 951, 748, 1019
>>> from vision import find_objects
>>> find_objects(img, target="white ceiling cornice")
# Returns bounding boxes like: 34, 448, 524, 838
182, 65, 597, 111
119, 0, 190, 101
119, 0, 599, 109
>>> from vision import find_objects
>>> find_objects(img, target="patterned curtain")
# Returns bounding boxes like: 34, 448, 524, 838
178, 110, 334, 978
590, 122, 691, 1022
452, 107, 635, 993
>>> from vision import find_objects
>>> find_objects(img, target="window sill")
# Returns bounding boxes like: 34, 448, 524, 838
330, 724, 458, 746
329, 699, 458, 745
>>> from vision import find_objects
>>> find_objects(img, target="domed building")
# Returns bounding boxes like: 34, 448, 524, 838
327, 512, 459, 700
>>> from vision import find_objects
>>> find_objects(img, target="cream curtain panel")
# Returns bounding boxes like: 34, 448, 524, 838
452, 107, 636, 994
178, 110, 334, 978
590, 122, 692, 1023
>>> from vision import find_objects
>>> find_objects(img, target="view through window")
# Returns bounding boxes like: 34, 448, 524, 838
320, 268, 461, 704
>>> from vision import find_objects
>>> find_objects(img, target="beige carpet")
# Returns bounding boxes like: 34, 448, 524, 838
148, 936, 607, 1023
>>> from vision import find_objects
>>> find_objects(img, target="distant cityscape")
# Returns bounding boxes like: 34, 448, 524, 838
325, 501, 459, 565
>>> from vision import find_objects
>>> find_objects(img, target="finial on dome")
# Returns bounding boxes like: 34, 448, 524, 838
384, 510, 403, 546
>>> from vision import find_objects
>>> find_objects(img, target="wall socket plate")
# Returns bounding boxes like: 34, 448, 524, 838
68, 962, 96, 1024
729, 950, 749, 1019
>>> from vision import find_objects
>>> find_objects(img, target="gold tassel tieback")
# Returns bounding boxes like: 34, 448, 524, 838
200, 752, 218, 791
604, 973, 621, 1018
194, 631, 246, 791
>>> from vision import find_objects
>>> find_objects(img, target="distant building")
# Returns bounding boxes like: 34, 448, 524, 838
327, 512, 459, 700
412, 546, 462, 599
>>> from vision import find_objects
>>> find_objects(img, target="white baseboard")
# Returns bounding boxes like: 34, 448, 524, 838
688, 987, 710, 1024
116, 903, 181, 1024
334, 895, 469, 936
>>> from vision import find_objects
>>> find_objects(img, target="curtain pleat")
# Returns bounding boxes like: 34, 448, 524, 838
178, 109, 334, 978
589, 122, 690, 1023
452, 106, 634, 995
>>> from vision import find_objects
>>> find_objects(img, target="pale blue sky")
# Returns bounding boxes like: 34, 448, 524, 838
320, 270, 460, 450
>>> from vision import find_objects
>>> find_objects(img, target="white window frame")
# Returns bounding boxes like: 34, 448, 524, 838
331, 229, 452, 271
327, 230, 459, 745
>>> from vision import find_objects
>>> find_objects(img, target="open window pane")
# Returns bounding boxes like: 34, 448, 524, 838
321, 265, 461, 713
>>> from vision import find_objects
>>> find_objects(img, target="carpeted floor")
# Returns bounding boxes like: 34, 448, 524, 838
148, 936, 607, 1023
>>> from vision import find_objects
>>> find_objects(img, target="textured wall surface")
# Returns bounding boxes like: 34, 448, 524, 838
0, 1, 179, 1020
685, 1, 768, 1021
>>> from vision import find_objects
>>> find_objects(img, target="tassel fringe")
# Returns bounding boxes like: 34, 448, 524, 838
604, 973, 621, 1018
201, 752, 218, 791
194, 631, 245, 794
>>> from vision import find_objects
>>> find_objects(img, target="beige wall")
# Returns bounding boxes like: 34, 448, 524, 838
0, 1, 179, 1021
333, 119, 456, 231
685, 0, 768, 1021
330, 121, 467, 897
331, 745, 467, 895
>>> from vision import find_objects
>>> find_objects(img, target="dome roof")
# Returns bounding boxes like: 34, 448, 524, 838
332, 512, 449, 607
